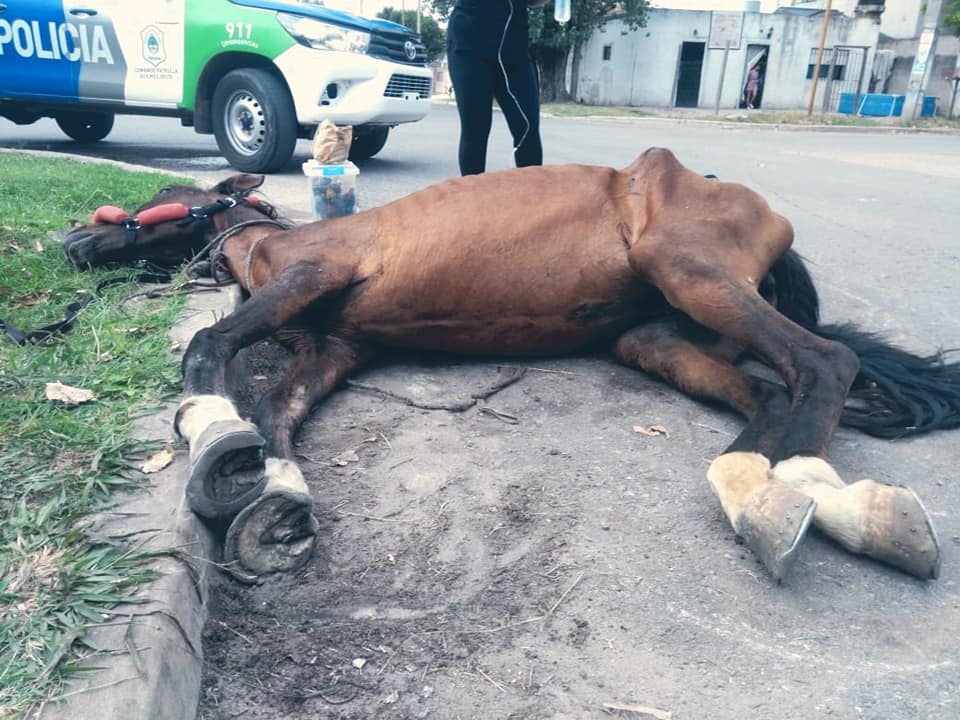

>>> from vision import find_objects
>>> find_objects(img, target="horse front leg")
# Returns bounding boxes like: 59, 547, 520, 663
174, 261, 355, 522
222, 335, 373, 577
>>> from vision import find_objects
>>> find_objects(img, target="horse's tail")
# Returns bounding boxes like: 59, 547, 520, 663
770, 249, 960, 438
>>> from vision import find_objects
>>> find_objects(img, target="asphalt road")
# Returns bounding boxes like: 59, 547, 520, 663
4, 105, 960, 718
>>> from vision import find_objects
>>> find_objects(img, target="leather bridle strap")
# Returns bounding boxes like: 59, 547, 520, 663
3, 193, 276, 346
1, 272, 172, 346
91, 192, 270, 246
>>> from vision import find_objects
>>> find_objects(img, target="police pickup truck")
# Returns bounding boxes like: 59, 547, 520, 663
0, 0, 432, 172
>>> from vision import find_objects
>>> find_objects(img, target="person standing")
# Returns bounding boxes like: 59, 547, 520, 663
745, 64, 761, 109
446, 0, 547, 175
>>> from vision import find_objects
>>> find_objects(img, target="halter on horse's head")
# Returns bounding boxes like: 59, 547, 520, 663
63, 174, 278, 269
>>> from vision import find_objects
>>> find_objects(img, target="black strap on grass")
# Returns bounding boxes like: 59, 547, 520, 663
1, 271, 172, 346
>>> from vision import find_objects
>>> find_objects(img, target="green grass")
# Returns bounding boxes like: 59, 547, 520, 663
538, 101, 960, 129
541, 102, 654, 119
0, 153, 192, 717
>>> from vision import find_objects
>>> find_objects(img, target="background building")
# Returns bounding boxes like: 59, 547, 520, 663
575, 8, 880, 112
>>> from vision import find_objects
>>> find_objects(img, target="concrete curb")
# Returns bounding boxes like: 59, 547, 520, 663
0, 146, 195, 175
39, 287, 243, 720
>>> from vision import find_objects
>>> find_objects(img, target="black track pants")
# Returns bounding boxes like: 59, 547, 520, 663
448, 50, 543, 175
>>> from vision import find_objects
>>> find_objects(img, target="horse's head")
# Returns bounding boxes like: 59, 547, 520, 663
63, 174, 268, 269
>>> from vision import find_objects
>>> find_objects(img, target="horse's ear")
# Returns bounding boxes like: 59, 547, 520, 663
213, 174, 265, 195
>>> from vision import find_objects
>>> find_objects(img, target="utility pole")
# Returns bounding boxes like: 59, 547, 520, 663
417, 0, 422, 34
714, 41, 731, 115
904, 0, 945, 120
807, 0, 833, 116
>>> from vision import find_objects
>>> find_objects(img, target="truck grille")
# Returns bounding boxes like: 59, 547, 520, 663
384, 74, 432, 99
368, 30, 428, 66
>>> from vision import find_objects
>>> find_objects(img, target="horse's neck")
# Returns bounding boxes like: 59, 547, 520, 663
217, 211, 286, 290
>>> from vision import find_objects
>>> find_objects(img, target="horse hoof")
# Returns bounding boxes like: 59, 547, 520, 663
736, 484, 816, 582
223, 459, 318, 576
187, 419, 267, 519
223, 458, 319, 577
862, 483, 941, 580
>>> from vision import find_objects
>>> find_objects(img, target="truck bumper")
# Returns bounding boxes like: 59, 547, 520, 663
274, 46, 432, 127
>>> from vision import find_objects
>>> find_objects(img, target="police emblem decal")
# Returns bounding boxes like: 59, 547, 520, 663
141, 26, 166, 66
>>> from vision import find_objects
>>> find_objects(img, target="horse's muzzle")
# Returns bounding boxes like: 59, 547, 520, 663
63, 228, 102, 269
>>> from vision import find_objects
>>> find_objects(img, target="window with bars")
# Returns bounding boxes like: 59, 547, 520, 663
806, 48, 847, 80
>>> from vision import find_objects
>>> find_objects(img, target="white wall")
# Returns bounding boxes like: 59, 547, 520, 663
772, 0, 922, 39
878, 0, 923, 39
575, 10, 880, 110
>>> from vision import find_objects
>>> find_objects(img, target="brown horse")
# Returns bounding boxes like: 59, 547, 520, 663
63, 148, 957, 582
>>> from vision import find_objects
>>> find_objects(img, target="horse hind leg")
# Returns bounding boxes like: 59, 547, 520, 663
771, 456, 940, 579
613, 319, 816, 581
630, 240, 939, 579
223, 336, 372, 578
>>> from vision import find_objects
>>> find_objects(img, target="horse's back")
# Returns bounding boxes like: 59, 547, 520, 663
262, 151, 791, 355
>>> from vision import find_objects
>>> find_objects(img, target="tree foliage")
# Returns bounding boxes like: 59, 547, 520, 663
377, 7, 446, 61
945, 0, 960, 37
426, 0, 648, 99
426, 1, 646, 51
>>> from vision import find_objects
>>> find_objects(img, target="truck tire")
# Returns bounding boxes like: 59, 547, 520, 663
212, 68, 298, 173
55, 111, 114, 143
348, 126, 389, 161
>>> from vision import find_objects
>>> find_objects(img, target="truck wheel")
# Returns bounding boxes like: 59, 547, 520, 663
212, 68, 298, 173
55, 111, 114, 143
348, 126, 389, 161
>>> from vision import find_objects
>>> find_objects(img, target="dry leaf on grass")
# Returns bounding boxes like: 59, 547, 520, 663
632, 424, 670, 438
141, 445, 175, 474
13, 291, 48, 308
45, 381, 96, 406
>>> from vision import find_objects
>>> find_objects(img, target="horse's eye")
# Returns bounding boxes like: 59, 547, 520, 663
158, 186, 173, 194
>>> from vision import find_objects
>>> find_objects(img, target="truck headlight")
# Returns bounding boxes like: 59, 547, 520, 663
277, 13, 370, 54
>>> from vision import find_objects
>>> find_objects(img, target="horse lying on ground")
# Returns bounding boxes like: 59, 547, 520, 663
63, 148, 959, 582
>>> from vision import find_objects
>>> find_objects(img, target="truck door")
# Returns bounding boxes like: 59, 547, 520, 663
0, 0, 77, 100
75, 0, 186, 107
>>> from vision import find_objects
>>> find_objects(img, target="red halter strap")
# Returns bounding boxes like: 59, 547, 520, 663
93, 202, 191, 227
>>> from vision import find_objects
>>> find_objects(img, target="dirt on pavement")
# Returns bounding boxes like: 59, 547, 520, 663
197, 341, 959, 720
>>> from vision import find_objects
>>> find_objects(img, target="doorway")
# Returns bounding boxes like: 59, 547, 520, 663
675, 42, 705, 108
741, 44, 769, 109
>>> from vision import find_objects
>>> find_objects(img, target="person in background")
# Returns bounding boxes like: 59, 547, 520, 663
745, 64, 761, 109
446, 0, 548, 176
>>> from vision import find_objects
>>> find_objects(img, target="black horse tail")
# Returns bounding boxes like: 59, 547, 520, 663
769, 249, 960, 438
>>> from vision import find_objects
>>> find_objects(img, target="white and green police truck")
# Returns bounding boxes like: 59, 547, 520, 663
0, 0, 433, 171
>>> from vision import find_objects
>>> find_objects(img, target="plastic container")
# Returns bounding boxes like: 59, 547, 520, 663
857, 93, 905, 117
837, 92, 856, 114
302, 160, 359, 220
554, 0, 571, 24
